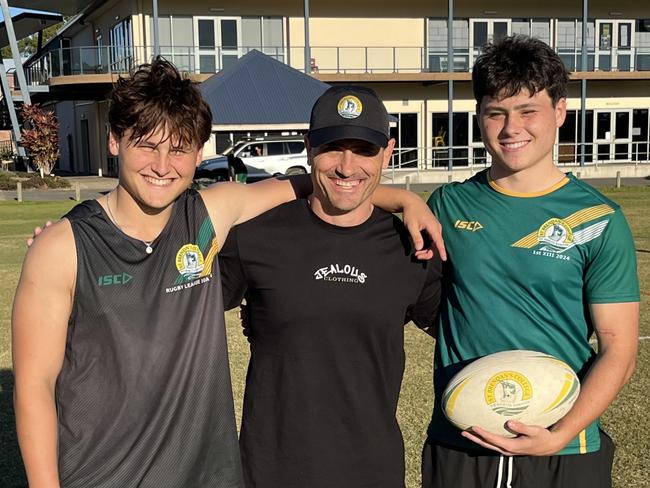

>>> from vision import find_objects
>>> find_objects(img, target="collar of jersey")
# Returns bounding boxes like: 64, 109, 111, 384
487, 170, 569, 198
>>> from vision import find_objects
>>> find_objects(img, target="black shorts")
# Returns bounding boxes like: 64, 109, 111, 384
421, 430, 615, 488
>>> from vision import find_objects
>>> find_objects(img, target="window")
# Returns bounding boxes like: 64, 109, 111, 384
266, 142, 284, 156
198, 19, 215, 48
287, 141, 305, 154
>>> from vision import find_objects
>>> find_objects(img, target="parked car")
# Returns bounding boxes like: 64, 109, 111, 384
193, 135, 310, 187
222, 135, 310, 177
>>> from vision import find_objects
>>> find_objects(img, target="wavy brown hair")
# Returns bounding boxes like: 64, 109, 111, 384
108, 56, 212, 148
472, 35, 570, 106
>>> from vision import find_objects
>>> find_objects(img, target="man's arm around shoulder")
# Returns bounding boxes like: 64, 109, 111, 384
13, 220, 77, 488
199, 175, 311, 250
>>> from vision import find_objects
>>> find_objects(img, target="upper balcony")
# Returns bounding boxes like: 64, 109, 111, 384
23, 41, 650, 89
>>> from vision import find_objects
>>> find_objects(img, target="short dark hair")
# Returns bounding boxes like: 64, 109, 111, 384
108, 56, 212, 148
472, 35, 569, 106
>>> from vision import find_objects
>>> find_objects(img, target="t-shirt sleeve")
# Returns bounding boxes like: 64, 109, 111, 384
218, 225, 248, 310
584, 209, 640, 304
406, 255, 443, 336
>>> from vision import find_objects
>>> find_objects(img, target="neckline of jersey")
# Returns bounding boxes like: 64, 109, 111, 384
91, 190, 185, 249
487, 171, 570, 198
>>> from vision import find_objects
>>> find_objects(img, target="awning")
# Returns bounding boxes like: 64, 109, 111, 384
7, 0, 106, 16
0, 11, 62, 46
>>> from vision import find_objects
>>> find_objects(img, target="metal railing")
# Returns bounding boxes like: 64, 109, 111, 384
24, 42, 650, 86
385, 141, 650, 174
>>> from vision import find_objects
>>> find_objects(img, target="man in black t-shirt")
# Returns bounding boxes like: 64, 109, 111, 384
219, 86, 442, 488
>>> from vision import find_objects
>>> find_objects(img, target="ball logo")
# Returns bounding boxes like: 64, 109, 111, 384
175, 244, 205, 278
484, 371, 533, 416
337, 95, 363, 119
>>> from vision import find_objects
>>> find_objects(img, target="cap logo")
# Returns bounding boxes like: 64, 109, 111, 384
337, 95, 363, 119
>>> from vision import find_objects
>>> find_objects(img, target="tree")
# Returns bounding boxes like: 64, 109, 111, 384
20, 104, 59, 176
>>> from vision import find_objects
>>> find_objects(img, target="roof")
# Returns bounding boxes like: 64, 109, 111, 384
7, 0, 107, 16
200, 50, 331, 130
0, 11, 63, 47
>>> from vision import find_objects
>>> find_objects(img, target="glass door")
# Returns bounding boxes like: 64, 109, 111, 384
194, 17, 241, 73
217, 18, 242, 70
593, 109, 633, 161
469, 19, 510, 66
595, 20, 635, 71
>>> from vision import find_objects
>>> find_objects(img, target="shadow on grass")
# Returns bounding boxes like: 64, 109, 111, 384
0, 369, 27, 488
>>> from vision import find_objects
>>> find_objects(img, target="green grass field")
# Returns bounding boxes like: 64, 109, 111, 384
0, 186, 648, 487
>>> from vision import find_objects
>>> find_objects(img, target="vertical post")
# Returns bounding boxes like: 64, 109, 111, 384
405, 175, 411, 191
17, 181, 22, 202
0, 63, 26, 157
579, 0, 588, 166
0, 0, 32, 106
616, 171, 621, 188
303, 0, 311, 74
75, 181, 81, 201
447, 0, 454, 171
152, 0, 160, 57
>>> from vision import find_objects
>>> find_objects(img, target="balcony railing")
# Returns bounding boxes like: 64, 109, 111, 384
24, 43, 650, 86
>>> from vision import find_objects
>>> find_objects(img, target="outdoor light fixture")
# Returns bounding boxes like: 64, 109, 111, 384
209, 7, 225, 12
609, 11, 623, 17
483, 10, 498, 15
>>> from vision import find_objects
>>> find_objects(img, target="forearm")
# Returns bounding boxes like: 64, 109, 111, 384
371, 185, 421, 213
15, 383, 61, 487
550, 347, 636, 447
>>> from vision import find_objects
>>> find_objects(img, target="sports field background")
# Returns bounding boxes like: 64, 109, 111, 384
0, 186, 648, 487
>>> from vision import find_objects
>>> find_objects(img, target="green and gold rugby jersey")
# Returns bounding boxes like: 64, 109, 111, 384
427, 169, 639, 455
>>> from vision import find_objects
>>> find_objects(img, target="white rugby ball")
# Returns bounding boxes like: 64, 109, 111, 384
442, 350, 580, 437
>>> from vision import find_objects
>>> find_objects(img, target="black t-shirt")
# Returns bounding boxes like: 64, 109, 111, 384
219, 199, 441, 488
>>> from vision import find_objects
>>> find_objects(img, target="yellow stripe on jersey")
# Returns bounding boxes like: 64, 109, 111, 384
511, 204, 614, 248
200, 237, 219, 277
579, 429, 587, 454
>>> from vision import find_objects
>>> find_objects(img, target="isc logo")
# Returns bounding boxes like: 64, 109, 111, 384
454, 220, 483, 232
97, 273, 133, 286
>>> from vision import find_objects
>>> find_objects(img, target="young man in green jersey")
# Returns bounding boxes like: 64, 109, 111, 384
422, 35, 640, 488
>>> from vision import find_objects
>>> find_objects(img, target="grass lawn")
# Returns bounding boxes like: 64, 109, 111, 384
0, 186, 648, 487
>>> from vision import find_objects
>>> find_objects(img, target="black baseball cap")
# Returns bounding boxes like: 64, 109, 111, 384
307, 85, 390, 148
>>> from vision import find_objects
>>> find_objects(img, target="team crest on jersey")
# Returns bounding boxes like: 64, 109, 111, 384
537, 218, 574, 252
165, 218, 219, 294
176, 244, 205, 278
511, 204, 614, 260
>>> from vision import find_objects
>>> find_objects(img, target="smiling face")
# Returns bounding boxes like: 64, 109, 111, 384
478, 88, 566, 179
307, 137, 394, 226
109, 126, 202, 212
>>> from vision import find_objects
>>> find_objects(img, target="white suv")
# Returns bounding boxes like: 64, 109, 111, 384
223, 136, 310, 177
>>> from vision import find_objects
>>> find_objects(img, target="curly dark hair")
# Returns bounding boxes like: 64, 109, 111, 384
108, 56, 212, 148
472, 35, 569, 106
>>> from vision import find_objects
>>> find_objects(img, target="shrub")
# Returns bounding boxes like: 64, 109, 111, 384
20, 104, 60, 176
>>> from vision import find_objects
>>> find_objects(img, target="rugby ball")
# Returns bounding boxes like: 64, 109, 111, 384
442, 350, 580, 437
